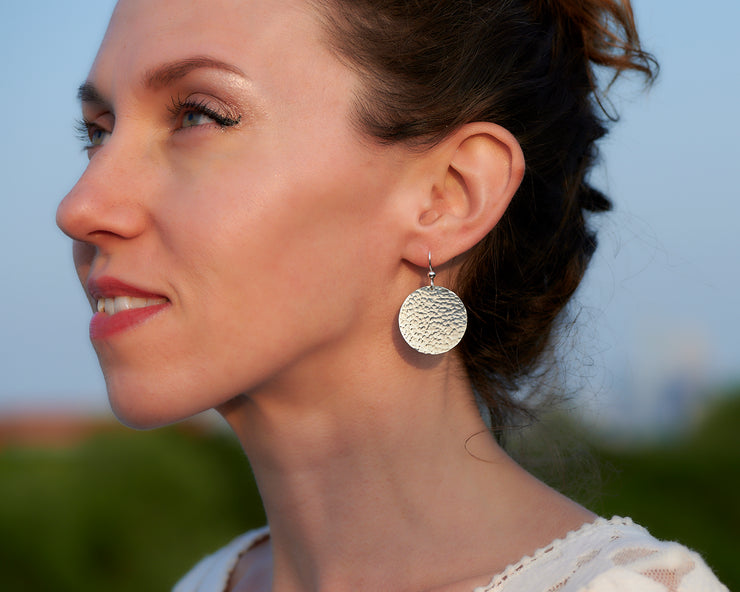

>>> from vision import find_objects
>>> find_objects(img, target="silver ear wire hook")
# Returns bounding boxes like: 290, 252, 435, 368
398, 249, 468, 355
428, 251, 436, 289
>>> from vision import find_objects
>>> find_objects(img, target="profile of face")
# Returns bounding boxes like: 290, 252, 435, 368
56, 0, 425, 428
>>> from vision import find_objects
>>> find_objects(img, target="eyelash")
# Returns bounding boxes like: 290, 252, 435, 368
75, 96, 242, 151
168, 96, 242, 129
75, 119, 105, 151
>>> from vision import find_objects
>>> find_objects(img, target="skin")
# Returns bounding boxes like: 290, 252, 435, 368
57, 0, 594, 590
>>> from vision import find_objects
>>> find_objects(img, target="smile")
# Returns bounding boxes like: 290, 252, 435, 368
97, 296, 169, 316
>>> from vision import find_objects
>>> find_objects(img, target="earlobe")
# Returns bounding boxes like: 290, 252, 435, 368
406, 123, 525, 267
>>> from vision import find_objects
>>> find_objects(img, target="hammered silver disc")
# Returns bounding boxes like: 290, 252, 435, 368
398, 286, 467, 355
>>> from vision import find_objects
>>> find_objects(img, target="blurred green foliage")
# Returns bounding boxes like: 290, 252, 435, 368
0, 425, 264, 591
0, 392, 737, 591
586, 392, 740, 592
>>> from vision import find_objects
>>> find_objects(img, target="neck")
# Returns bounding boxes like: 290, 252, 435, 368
219, 349, 593, 592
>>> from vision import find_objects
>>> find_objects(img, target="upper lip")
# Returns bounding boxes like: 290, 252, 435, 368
87, 276, 169, 301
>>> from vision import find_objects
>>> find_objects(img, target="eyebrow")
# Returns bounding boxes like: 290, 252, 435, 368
142, 56, 246, 89
77, 56, 247, 106
77, 82, 111, 108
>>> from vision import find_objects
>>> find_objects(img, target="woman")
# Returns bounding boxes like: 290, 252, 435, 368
57, 0, 726, 590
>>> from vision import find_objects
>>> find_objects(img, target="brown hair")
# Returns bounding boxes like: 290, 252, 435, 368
313, 0, 656, 434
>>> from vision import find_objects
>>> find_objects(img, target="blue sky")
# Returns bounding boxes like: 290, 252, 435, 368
1, 1, 738, 417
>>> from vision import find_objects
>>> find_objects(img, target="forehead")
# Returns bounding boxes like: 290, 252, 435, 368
89, 0, 327, 92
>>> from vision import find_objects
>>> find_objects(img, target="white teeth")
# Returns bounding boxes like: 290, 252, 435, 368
114, 296, 147, 311
96, 296, 167, 315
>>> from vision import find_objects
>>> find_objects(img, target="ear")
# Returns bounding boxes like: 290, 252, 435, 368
403, 122, 524, 268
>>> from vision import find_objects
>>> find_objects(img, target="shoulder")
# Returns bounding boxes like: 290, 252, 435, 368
172, 526, 270, 592
477, 517, 728, 592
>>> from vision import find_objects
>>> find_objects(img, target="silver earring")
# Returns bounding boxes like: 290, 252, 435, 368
398, 253, 468, 355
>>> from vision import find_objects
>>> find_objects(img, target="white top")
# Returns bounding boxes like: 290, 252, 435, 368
173, 517, 727, 592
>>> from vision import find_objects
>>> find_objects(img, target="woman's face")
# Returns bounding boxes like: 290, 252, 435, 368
57, 0, 419, 427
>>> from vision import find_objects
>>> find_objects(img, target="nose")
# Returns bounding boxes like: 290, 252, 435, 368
56, 146, 149, 248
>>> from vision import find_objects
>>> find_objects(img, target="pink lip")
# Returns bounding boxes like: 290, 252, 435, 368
87, 276, 166, 300
87, 276, 170, 341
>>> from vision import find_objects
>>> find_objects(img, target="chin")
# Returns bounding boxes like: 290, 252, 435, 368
109, 399, 177, 430
105, 378, 201, 431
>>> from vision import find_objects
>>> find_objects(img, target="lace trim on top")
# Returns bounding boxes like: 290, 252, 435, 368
472, 516, 727, 592
473, 516, 638, 591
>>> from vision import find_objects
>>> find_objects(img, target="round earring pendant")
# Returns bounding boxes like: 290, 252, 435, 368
398, 286, 468, 355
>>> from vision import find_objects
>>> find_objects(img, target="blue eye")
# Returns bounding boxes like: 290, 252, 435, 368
170, 96, 241, 130
90, 127, 109, 146
181, 111, 215, 128
76, 119, 111, 153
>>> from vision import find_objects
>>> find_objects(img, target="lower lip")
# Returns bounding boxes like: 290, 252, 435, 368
89, 303, 170, 340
